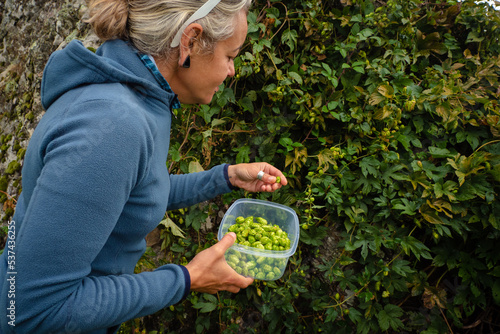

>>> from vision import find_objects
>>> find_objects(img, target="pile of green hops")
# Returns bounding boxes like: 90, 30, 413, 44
225, 250, 287, 280
228, 216, 291, 251
225, 215, 292, 280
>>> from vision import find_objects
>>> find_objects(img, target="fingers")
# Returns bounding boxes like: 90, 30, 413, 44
218, 233, 254, 291
277, 174, 288, 186
220, 275, 254, 294
258, 173, 287, 192
241, 276, 254, 287
258, 165, 287, 186
220, 234, 254, 284
228, 276, 254, 293
186, 234, 253, 294
228, 162, 287, 192
217, 232, 237, 252
258, 171, 274, 183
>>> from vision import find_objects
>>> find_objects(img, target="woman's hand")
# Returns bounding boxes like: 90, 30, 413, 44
227, 163, 287, 192
185, 232, 254, 294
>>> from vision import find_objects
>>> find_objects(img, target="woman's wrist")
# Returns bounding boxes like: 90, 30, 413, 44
178, 265, 191, 300
225, 164, 238, 189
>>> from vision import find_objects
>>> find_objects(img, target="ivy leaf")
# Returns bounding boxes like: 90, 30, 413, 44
466, 31, 484, 43
215, 86, 235, 107
416, 31, 447, 55
300, 226, 327, 246
252, 38, 271, 54
201, 129, 212, 139
399, 236, 432, 260
247, 11, 264, 34
454, 182, 477, 201
158, 216, 186, 239
374, 105, 393, 120
355, 176, 381, 194
238, 96, 254, 112
192, 301, 217, 313
321, 62, 333, 76
353, 235, 369, 260
391, 259, 415, 277
258, 142, 278, 161
489, 163, 500, 182
368, 92, 386, 106
325, 308, 339, 322
170, 243, 185, 253
434, 180, 458, 201
413, 160, 450, 182
378, 83, 395, 98
422, 287, 447, 309
169, 142, 181, 162
233, 145, 251, 164
192, 294, 219, 314
339, 255, 356, 266
185, 206, 208, 231
381, 164, 406, 184
392, 198, 419, 216
318, 148, 337, 172
357, 28, 374, 41
288, 71, 303, 84
396, 132, 411, 151
352, 65, 365, 74
429, 146, 454, 158
188, 161, 204, 173
360, 156, 380, 177
211, 118, 225, 127
281, 28, 298, 52
377, 304, 404, 331
347, 307, 363, 324
196, 105, 220, 124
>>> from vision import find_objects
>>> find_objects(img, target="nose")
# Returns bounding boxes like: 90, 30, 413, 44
227, 61, 235, 77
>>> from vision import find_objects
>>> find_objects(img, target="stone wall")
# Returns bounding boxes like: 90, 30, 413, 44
0, 0, 100, 220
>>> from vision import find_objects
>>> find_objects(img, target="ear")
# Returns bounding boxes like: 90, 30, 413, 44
178, 23, 203, 68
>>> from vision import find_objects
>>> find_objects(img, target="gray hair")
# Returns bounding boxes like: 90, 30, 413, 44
86, 0, 252, 57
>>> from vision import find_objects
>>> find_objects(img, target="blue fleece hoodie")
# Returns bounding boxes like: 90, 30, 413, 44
0, 39, 234, 333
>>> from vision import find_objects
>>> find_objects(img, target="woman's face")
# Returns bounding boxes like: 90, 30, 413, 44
165, 11, 248, 105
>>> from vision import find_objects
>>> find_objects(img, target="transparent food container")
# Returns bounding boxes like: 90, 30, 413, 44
218, 198, 299, 280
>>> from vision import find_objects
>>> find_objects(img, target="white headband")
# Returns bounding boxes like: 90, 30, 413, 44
170, 0, 222, 48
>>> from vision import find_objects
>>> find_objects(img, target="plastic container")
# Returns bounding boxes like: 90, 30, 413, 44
218, 198, 299, 280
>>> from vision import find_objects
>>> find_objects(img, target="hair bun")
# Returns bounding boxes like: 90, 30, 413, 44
86, 0, 129, 41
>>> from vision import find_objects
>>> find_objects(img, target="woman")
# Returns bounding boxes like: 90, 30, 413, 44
0, 0, 287, 333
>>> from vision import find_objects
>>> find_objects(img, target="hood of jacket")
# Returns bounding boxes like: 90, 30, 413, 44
41, 39, 174, 110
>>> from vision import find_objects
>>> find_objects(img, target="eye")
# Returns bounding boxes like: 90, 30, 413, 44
228, 52, 239, 62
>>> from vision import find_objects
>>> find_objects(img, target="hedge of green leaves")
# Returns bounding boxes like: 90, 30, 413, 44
124, 0, 500, 333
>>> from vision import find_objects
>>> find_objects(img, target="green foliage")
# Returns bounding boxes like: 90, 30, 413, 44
122, 0, 500, 332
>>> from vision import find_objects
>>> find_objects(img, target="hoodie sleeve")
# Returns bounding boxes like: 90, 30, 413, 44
9, 99, 189, 333
166, 164, 234, 210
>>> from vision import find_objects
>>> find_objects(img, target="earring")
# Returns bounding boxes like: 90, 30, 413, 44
182, 55, 191, 68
